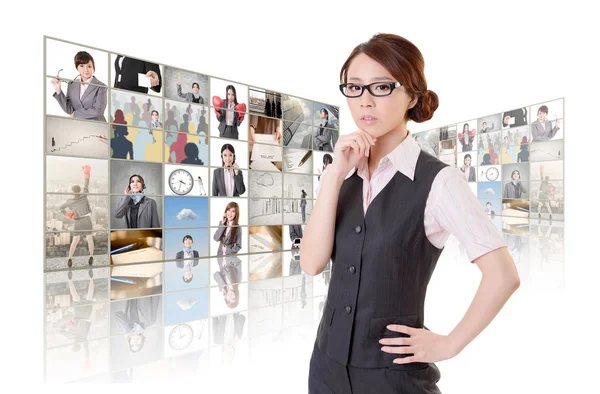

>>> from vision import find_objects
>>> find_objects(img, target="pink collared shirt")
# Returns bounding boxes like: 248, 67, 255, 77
316, 131, 506, 263
79, 76, 93, 99
224, 168, 235, 196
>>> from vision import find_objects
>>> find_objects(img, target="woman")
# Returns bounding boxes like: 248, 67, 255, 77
212, 85, 246, 139
458, 122, 474, 152
459, 153, 476, 182
50, 51, 107, 121
503, 170, 528, 199
213, 202, 242, 257
113, 174, 160, 228
301, 33, 519, 393
537, 165, 554, 219
300, 189, 307, 223
212, 144, 246, 196
59, 165, 95, 268
177, 81, 204, 104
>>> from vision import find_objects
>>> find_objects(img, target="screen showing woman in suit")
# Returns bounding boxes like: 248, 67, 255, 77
176, 235, 199, 283
113, 174, 160, 229
213, 202, 242, 257
50, 51, 107, 121
212, 144, 246, 196
212, 85, 247, 140
459, 153, 476, 182
59, 164, 95, 268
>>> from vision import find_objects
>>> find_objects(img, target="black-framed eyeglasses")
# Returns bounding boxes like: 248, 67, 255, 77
339, 81, 402, 98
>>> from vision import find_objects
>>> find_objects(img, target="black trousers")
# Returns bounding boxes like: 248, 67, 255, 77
308, 342, 442, 394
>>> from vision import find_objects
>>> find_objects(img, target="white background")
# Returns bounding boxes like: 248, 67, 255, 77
2, 0, 599, 393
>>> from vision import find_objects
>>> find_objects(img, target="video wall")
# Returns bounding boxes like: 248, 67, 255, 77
43, 36, 338, 369
412, 98, 564, 222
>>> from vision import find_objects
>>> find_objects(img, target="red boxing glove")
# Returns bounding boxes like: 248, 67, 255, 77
470, 129, 476, 137
235, 103, 247, 123
458, 132, 463, 141
212, 96, 224, 116
64, 212, 76, 220
82, 165, 91, 179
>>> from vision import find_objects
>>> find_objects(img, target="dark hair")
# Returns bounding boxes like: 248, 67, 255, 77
192, 82, 199, 89
323, 153, 333, 165
486, 202, 492, 205
151, 110, 159, 116
74, 51, 95, 71
511, 170, 521, 179
538, 105, 549, 114
128, 174, 145, 189
463, 123, 469, 132
183, 235, 193, 243
464, 154, 472, 162
225, 85, 238, 105
339, 33, 438, 123
320, 108, 329, 117
221, 143, 235, 166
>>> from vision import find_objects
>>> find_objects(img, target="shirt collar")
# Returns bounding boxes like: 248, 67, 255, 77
345, 130, 420, 182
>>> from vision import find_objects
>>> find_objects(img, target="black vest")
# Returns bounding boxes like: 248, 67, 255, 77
315, 151, 448, 370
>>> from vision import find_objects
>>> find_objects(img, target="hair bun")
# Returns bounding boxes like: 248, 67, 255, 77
409, 89, 439, 123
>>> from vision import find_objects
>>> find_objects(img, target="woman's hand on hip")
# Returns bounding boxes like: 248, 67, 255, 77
379, 325, 459, 364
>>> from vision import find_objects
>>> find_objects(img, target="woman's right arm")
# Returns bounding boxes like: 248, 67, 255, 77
300, 130, 374, 276
53, 82, 75, 115
300, 169, 346, 276
114, 196, 129, 218
213, 221, 226, 241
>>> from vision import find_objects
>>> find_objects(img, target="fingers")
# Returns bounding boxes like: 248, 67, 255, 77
393, 356, 418, 364
381, 345, 415, 355
379, 336, 411, 346
386, 324, 415, 335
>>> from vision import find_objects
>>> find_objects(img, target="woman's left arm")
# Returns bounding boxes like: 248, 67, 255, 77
150, 198, 160, 228
381, 169, 520, 364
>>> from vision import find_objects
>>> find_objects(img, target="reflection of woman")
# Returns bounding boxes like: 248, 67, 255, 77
213, 255, 242, 309
113, 175, 160, 228
459, 154, 476, 182
114, 296, 160, 353
212, 144, 246, 196
537, 165, 555, 219
60, 165, 95, 268
212, 85, 246, 139
503, 170, 528, 198
51, 51, 107, 121
213, 202, 242, 257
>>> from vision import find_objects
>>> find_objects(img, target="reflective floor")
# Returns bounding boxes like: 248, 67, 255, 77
44, 219, 565, 392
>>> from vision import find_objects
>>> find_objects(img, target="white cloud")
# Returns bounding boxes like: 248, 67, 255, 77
177, 208, 198, 220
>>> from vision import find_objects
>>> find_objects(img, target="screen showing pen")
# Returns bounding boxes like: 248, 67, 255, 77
298, 151, 312, 167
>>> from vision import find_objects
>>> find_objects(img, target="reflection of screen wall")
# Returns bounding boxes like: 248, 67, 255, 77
413, 98, 564, 221
43, 35, 336, 354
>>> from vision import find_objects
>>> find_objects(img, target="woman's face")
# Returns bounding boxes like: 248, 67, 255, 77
345, 53, 415, 139
512, 171, 520, 180
537, 110, 547, 122
77, 60, 94, 80
227, 88, 235, 102
464, 156, 471, 166
222, 149, 234, 166
226, 207, 236, 221
192, 84, 199, 93
151, 112, 159, 122
183, 238, 192, 248
226, 288, 236, 303
463, 124, 469, 132
129, 176, 143, 192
